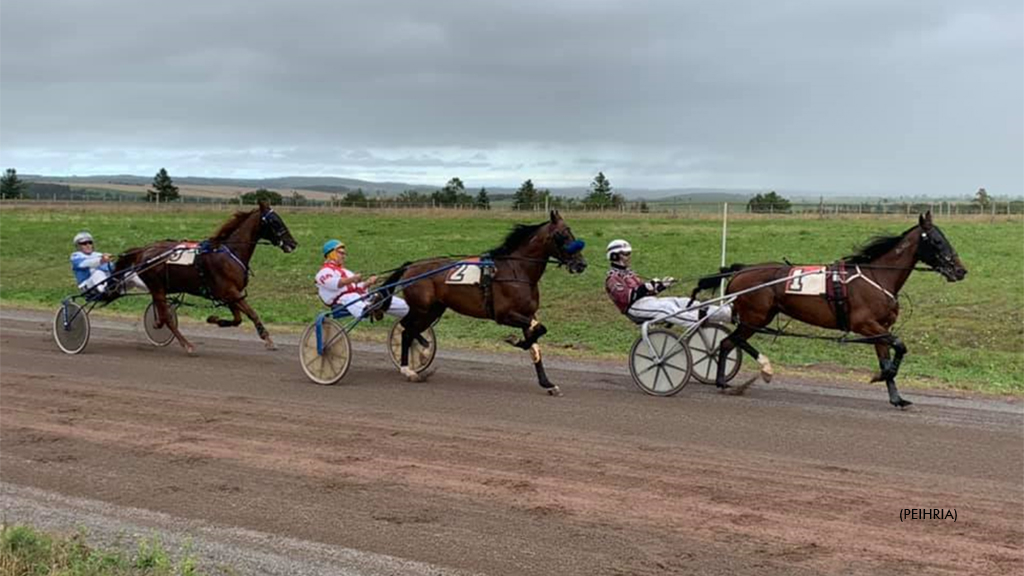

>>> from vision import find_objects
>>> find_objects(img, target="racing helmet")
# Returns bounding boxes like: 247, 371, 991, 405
322, 239, 345, 257
606, 239, 632, 261
73, 231, 94, 246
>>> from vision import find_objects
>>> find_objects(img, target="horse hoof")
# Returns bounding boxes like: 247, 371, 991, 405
400, 367, 421, 382
546, 386, 562, 397
206, 315, 218, 324
892, 398, 913, 409
185, 346, 197, 356
265, 341, 278, 351
760, 370, 773, 384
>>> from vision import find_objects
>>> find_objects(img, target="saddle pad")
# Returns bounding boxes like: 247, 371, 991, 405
785, 266, 826, 295
167, 242, 200, 266
445, 259, 483, 285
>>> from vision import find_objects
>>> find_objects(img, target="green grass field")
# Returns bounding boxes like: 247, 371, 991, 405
1, 206, 1021, 394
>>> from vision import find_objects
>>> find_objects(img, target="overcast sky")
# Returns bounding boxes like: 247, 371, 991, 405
1, 0, 1021, 195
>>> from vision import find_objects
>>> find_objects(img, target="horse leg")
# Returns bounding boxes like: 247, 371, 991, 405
716, 324, 771, 391
500, 313, 559, 396
207, 304, 243, 328
233, 298, 276, 350
873, 339, 912, 409
397, 310, 440, 382
153, 292, 195, 354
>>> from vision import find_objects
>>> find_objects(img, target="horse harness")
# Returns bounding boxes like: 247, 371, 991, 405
826, 261, 898, 332
193, 240, 250, 306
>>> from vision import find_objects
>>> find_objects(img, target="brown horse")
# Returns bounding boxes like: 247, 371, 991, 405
114, 200, 297, 354
379, 211, 587, 395
708, 211, 966, 408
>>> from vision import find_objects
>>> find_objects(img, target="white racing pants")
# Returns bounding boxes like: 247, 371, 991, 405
627, 296, 732, 328
336, 292, 410, 320
78, 269, 148, 294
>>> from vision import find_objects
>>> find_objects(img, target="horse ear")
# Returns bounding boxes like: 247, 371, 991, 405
550, 210, 561, 223
920, 210, 933, 229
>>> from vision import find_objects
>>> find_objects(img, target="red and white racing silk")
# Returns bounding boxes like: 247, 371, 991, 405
316, 262, 367, 306
605, 267, 646, 314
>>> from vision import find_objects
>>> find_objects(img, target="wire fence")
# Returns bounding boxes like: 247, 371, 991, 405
2, 193, 1022, 218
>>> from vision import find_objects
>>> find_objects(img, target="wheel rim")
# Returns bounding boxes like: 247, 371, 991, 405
299, 319, 351, 385
687, 324, 742, 385
629, 329, 692, 396
53, 303, 90, 354
143, 303, 176, 347
388, 324, 437, 373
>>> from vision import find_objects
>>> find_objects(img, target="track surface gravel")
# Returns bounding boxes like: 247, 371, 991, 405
1, 310, 1021, 575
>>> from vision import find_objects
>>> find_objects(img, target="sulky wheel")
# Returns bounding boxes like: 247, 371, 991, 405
53, 301, 91, 355
387, 323, 437, 374
628, 328, 693, 396
687, 322, 743, 385
143, 301, 177, 347
299, 318, 352, 385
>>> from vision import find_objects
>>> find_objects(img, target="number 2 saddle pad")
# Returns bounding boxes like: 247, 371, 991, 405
784, 266, 827, 295
167, 242, 201, 266
445, 258, 484, 285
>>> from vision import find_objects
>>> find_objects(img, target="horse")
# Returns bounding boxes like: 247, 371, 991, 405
379, 210, 587, 395
114, 200, 298, 354
703, 211, 966, 408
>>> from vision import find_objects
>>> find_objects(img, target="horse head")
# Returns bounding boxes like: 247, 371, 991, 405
257, 200, 298, 253
546, 210, 587, 274
916, 211, 966, 282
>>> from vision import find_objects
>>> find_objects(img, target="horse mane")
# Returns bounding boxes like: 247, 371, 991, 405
843, 225, 916, 263
488, 222, 546, 256
209, 209, 257, 243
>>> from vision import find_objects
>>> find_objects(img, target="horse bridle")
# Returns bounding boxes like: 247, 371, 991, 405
260, 209, 289, 246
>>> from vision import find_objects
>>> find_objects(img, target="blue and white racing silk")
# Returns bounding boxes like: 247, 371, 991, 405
70, 250, 114, 291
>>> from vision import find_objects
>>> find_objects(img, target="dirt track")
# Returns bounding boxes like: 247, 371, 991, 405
1, 310, 1022, 575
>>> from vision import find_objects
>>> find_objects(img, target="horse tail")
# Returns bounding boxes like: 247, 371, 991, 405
379, 261, 412, 312
691, 263, 748, 299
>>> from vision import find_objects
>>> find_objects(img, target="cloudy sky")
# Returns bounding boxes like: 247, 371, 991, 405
1, 0, 1021, 195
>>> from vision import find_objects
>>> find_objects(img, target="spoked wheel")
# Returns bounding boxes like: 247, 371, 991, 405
628, 328, 693, 396
143, 302, 177, 347
53, 301, 90, 354
387, 323, 437, 374
687, 322, 743, 385
299, 318, 352, 385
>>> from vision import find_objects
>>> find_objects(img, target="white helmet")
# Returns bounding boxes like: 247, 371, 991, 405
73, 231, 94, 246
606, 239, 632, 261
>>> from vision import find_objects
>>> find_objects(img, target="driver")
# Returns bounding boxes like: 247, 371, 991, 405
604, 239, 731, 327
316, 239, 409, 319
70, 231, 147, 296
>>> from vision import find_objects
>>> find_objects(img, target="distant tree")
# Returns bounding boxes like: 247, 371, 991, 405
611, 192, 626, 209
290, 191, 308, 206
584, 172, 614, 208
147, 168, 180, 203
345, 188, 368, 204
241, 188, 283, 204
1, 168, 25, 199
399, 189, 427, 204
747, 190, 791, 213
513, 179, 538, 209
476, 187, 490, 209
640, 200, 650, 213
974, 187, 991, 211
431, 177, 473, 206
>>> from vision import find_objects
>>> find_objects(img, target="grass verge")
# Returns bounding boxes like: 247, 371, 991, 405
1, 206, 1021, 394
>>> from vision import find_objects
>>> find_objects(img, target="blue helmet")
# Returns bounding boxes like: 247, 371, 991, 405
322, 239, 345, 257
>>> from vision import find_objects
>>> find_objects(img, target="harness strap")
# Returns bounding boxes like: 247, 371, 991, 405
843, 265, 897, 302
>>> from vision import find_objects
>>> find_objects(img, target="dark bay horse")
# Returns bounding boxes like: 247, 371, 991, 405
114, 200, 297, 353
380, 210, 587, 395
708, 211, 966, 408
